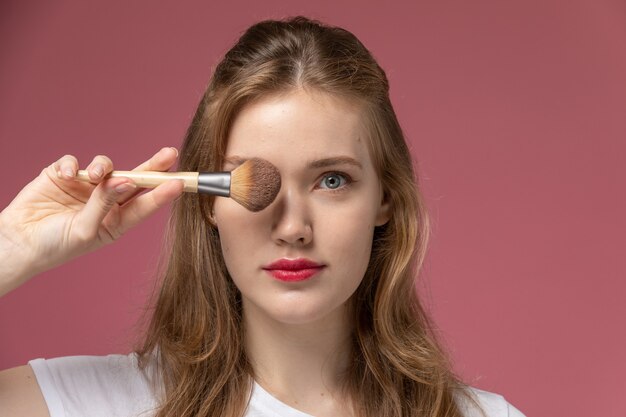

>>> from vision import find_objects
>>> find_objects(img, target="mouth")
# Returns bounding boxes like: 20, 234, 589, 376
262, 258, 326, 282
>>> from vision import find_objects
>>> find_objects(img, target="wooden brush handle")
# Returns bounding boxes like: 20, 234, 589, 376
76, 170, 199, 192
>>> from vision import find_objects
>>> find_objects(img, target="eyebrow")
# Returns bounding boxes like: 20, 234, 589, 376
224, 156, 247, 166
223, 155, 363, 170
307, 156, 363, 170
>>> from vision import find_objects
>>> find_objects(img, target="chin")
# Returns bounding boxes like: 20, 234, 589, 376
260, 296, 348, 326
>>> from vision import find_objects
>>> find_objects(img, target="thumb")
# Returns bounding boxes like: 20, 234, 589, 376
73, 178, 136, 241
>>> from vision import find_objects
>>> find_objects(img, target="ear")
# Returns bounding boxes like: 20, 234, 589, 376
207, 209, 218, 228
375, 191, 391, 226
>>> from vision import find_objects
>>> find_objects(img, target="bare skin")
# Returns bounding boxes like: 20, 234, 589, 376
0, 365, 49, 416
215, 89, 390, 416
0, 147, 184, 416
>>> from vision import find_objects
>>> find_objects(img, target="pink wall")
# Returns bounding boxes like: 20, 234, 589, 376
1, 1, 625, 416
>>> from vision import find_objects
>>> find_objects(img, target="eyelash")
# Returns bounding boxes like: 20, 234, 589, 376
317, 171, 353, 193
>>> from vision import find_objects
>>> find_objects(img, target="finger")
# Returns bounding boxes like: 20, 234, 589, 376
49, 155, 79, 181
116, 147, 180, 205
84, 155, 114, 183
132, 147, 179, 172
117, 180, 184, 233
72, 177, 138, 242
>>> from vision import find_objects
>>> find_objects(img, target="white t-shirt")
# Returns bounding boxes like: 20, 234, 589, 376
29, 353, 525, 417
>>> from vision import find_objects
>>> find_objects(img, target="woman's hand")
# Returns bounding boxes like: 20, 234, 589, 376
0, 147, 184, 297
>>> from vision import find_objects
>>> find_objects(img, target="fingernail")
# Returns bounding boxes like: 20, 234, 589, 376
64, 168, 74, 178
93, 164, 104, 178
115, 182, 136, 193
169, 147, 179, 157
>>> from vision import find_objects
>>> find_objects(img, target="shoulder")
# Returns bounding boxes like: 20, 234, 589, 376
28, 352, 161, 417
456, 386, 526, 417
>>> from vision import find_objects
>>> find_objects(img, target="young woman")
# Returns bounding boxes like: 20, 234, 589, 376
0, 17, 525, 417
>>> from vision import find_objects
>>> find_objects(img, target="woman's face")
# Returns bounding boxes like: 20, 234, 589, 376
213, 89, 389, 325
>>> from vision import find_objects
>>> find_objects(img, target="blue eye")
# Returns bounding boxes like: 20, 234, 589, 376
319, 172, 348, 190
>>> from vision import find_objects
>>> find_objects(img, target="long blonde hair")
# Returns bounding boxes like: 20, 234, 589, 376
138, 16, 476, 417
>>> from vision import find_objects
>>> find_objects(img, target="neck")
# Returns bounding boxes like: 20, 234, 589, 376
243, 298, 355, 414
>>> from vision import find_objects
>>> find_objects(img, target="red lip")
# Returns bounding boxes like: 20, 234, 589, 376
262, 258, 325, 282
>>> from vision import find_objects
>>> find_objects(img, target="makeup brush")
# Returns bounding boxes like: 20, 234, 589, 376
75, 158, 281, 212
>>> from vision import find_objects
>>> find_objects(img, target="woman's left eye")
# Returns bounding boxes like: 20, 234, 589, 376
318, 172, 349, 190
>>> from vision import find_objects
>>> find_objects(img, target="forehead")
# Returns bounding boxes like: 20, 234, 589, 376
225, 89, 372, 165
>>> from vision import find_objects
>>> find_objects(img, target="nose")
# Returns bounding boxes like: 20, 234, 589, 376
270, 186, 313, 247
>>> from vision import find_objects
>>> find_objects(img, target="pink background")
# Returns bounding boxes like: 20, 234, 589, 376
1, 1, 625, 416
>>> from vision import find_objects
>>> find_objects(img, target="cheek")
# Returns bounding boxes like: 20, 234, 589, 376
319, 204, 377, 277
214, 196, 268, 234
213, 198, 263, 278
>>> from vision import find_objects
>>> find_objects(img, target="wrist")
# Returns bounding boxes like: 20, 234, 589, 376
0, 218, 36, 297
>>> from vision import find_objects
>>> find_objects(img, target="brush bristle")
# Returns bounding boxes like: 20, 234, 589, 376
230, 158, 281, 212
